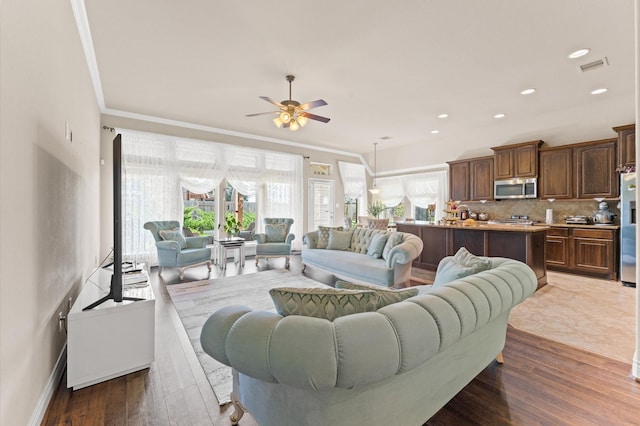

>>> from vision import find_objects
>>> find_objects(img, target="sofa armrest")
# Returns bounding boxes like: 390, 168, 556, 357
303, 230, 319, 248
386, 235, 423, 268
254, 233, 267, 244
156, 240, 181, 252
185, 236, 209, 248
285, 233, 295, 244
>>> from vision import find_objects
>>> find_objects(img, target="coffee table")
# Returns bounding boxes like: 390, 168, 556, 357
214, 237, 246, 270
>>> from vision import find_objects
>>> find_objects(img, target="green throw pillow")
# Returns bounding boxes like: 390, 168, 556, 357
382, 232, 404, 260
432, 247, 492, 287
317, 226, 343, 249
327, 229, 353, 250
335, 281, 419, 309
265, 223, 287, 242
158, 228, 187, 249
367, 232, 388, 259
269, 287, 379, 321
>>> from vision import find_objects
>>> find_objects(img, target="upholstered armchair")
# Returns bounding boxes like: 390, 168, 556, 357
144, 220, 212, 280
238, 221, 256, 241
254, 218, 295, 268
367, 218, 390, 230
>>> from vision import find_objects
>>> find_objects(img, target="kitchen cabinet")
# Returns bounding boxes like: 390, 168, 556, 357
397, 223, 450, 270
448, 160, 470, 201
613, 123, 635, 168
545, 226, 618, 280
491, 140, 543, 179
540, 139, 618, 200
448, 156, 493, 201
574, 139, 618, 199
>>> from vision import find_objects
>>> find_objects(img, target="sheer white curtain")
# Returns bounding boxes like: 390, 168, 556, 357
119, 129, 304, 263
338, 161, 368, 216
375, 176, 404, 208
374, 170, 448, 221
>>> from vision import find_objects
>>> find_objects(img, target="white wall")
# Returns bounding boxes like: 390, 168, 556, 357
0, 0, 101, 424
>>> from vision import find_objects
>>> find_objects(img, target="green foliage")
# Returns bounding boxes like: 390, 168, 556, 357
393, 203, 405, 217
183, 206, 215, 232
242, 212, 256, 229
224, 212, 240, 235
367, 200, 386, 218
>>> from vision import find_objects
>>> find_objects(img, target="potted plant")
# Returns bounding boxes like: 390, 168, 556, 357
367, 200, 386, 218
223, 213, 240, 238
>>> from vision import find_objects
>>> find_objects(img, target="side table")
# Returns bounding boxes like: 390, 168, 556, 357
214, 237, 246, 270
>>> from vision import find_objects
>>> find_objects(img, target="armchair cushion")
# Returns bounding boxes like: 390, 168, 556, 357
335, 281, 418, 309
433, 247, 491, 287
265, 223, 287, 242
268, 287, 379, 321
159, 228, 187, 249
367, 233, 388, 259
326, 229, 353, 251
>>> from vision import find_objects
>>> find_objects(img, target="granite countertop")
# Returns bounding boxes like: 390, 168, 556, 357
397, 221, 549, 233
541, 223, 620, 230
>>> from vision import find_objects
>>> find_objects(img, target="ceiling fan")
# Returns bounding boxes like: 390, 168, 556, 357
246, 75, 330, 131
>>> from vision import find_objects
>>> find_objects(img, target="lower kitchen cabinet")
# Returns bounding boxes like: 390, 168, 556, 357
545, 226, 618, 280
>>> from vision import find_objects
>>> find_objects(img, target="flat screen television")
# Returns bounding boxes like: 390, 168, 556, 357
84, 134, 141, 310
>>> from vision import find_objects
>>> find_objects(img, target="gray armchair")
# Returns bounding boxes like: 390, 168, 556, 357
144, 220, 212, 280
254, 218, 295, 268
238, 221, 255, 241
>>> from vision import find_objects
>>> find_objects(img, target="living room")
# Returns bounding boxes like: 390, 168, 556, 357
1, 1, 639, 425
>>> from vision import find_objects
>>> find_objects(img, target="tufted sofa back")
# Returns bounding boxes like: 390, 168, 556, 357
349, 228, 387, 254
200, 257, 537, 391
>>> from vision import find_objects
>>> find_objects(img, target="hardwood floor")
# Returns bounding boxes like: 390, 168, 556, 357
42, 256, 639, 425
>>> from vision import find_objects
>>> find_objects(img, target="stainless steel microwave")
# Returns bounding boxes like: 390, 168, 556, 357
494, 178, 537, 199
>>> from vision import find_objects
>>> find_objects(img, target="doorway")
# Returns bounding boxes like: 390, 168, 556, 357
308, 179, 335, 231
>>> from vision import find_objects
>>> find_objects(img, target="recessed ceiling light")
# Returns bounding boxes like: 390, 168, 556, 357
437, 113, 448, 119
493, 113, 506, 119
431, 130, 440, 134
591, 88, 608, 95
568, 48, 590, 59
520, 88, 536, 95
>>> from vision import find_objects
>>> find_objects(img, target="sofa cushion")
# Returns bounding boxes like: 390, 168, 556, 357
382, 232, 404, 260
335, 281, 418, 309
159, 228, 187, 249
265, 223, 287, 242
317, 226, 343, 249
302, 249, 395, 287
327, 229, 353, 251
269, 287, 379, 321
367, 233, 388, 259
433, 247, 492, 287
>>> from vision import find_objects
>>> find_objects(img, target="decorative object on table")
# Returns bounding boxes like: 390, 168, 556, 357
443, 200, 460, 225
478, 212, 489, 221
427, 203, 436, 223
367, 200, 386, 218
245, 74, 330, 131
593, 201, 616, 225
143, 220, 212, 280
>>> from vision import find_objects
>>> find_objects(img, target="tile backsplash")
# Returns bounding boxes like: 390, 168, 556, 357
460, 199, 620, 224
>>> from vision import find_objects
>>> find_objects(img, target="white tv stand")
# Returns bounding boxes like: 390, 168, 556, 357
67, 277, 155, 390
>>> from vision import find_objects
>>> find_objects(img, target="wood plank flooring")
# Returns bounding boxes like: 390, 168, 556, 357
42, 256, 639, 425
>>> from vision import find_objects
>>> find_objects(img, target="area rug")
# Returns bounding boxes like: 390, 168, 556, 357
166, 269, 328, 405
508, 271, 635, 363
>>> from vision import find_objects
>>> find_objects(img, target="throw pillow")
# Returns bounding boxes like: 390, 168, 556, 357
382, 232, 404, 260
327, 229, 353, 251
158, 228, 187, 249
265, 223, 287, 242
367, 233, 388, 259
432, 247, 492, 287
269, 287, 379, 321
317, 226, 344, 249
335, 281, 419, 309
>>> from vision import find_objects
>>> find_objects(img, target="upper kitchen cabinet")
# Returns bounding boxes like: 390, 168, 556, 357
491, 140, 544, 179
613, 123, 635, 168
447, 156, 494, 201
448, 159, 470, 201
539, 146, 573, 199
574, 138, 618, 199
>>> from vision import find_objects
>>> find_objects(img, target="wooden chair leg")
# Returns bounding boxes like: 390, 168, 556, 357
230, 390, 246, 425
496, 352, 504, 364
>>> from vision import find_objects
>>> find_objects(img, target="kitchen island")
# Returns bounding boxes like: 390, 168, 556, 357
396, 221, 548, 289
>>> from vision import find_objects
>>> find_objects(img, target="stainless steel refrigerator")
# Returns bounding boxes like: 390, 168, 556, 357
620, 172, 636, 286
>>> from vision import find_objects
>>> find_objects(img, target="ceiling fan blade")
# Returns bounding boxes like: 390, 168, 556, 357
299, 99, 327, 110
260, 96, 284, 108
245, 111, 279, 117
301, 112, 331, 123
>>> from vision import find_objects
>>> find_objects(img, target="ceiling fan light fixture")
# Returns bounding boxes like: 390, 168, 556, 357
369, 187, 381, 195
289, 120, 300, 131
280, 111, 291, 123
297, 115, 308, 127
273, 117, 284, 128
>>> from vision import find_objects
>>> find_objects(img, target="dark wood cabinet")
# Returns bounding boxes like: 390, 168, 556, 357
469, 156, 494, 200
545, 226, 618, 280
448, 160, 470, 201
491, 140, 543, 179
396, 223, 450, 270
613, 124, 635, 168
539, 147, 573, 199
574, 139, 618, 199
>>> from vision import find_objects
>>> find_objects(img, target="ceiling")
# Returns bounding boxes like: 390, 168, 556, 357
82, 0, 635, 166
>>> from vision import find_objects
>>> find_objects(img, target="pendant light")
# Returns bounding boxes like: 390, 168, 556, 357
369, 142, 381, 195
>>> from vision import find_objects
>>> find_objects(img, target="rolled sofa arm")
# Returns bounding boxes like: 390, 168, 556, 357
386, 233, 424, 268
285, 233, 295, 244
303, 230, 319, 248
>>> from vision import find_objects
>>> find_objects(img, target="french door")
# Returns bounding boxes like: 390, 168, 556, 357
308, 179, 335, 231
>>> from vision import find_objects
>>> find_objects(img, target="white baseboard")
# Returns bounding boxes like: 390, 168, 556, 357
29, 344, 67, 426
